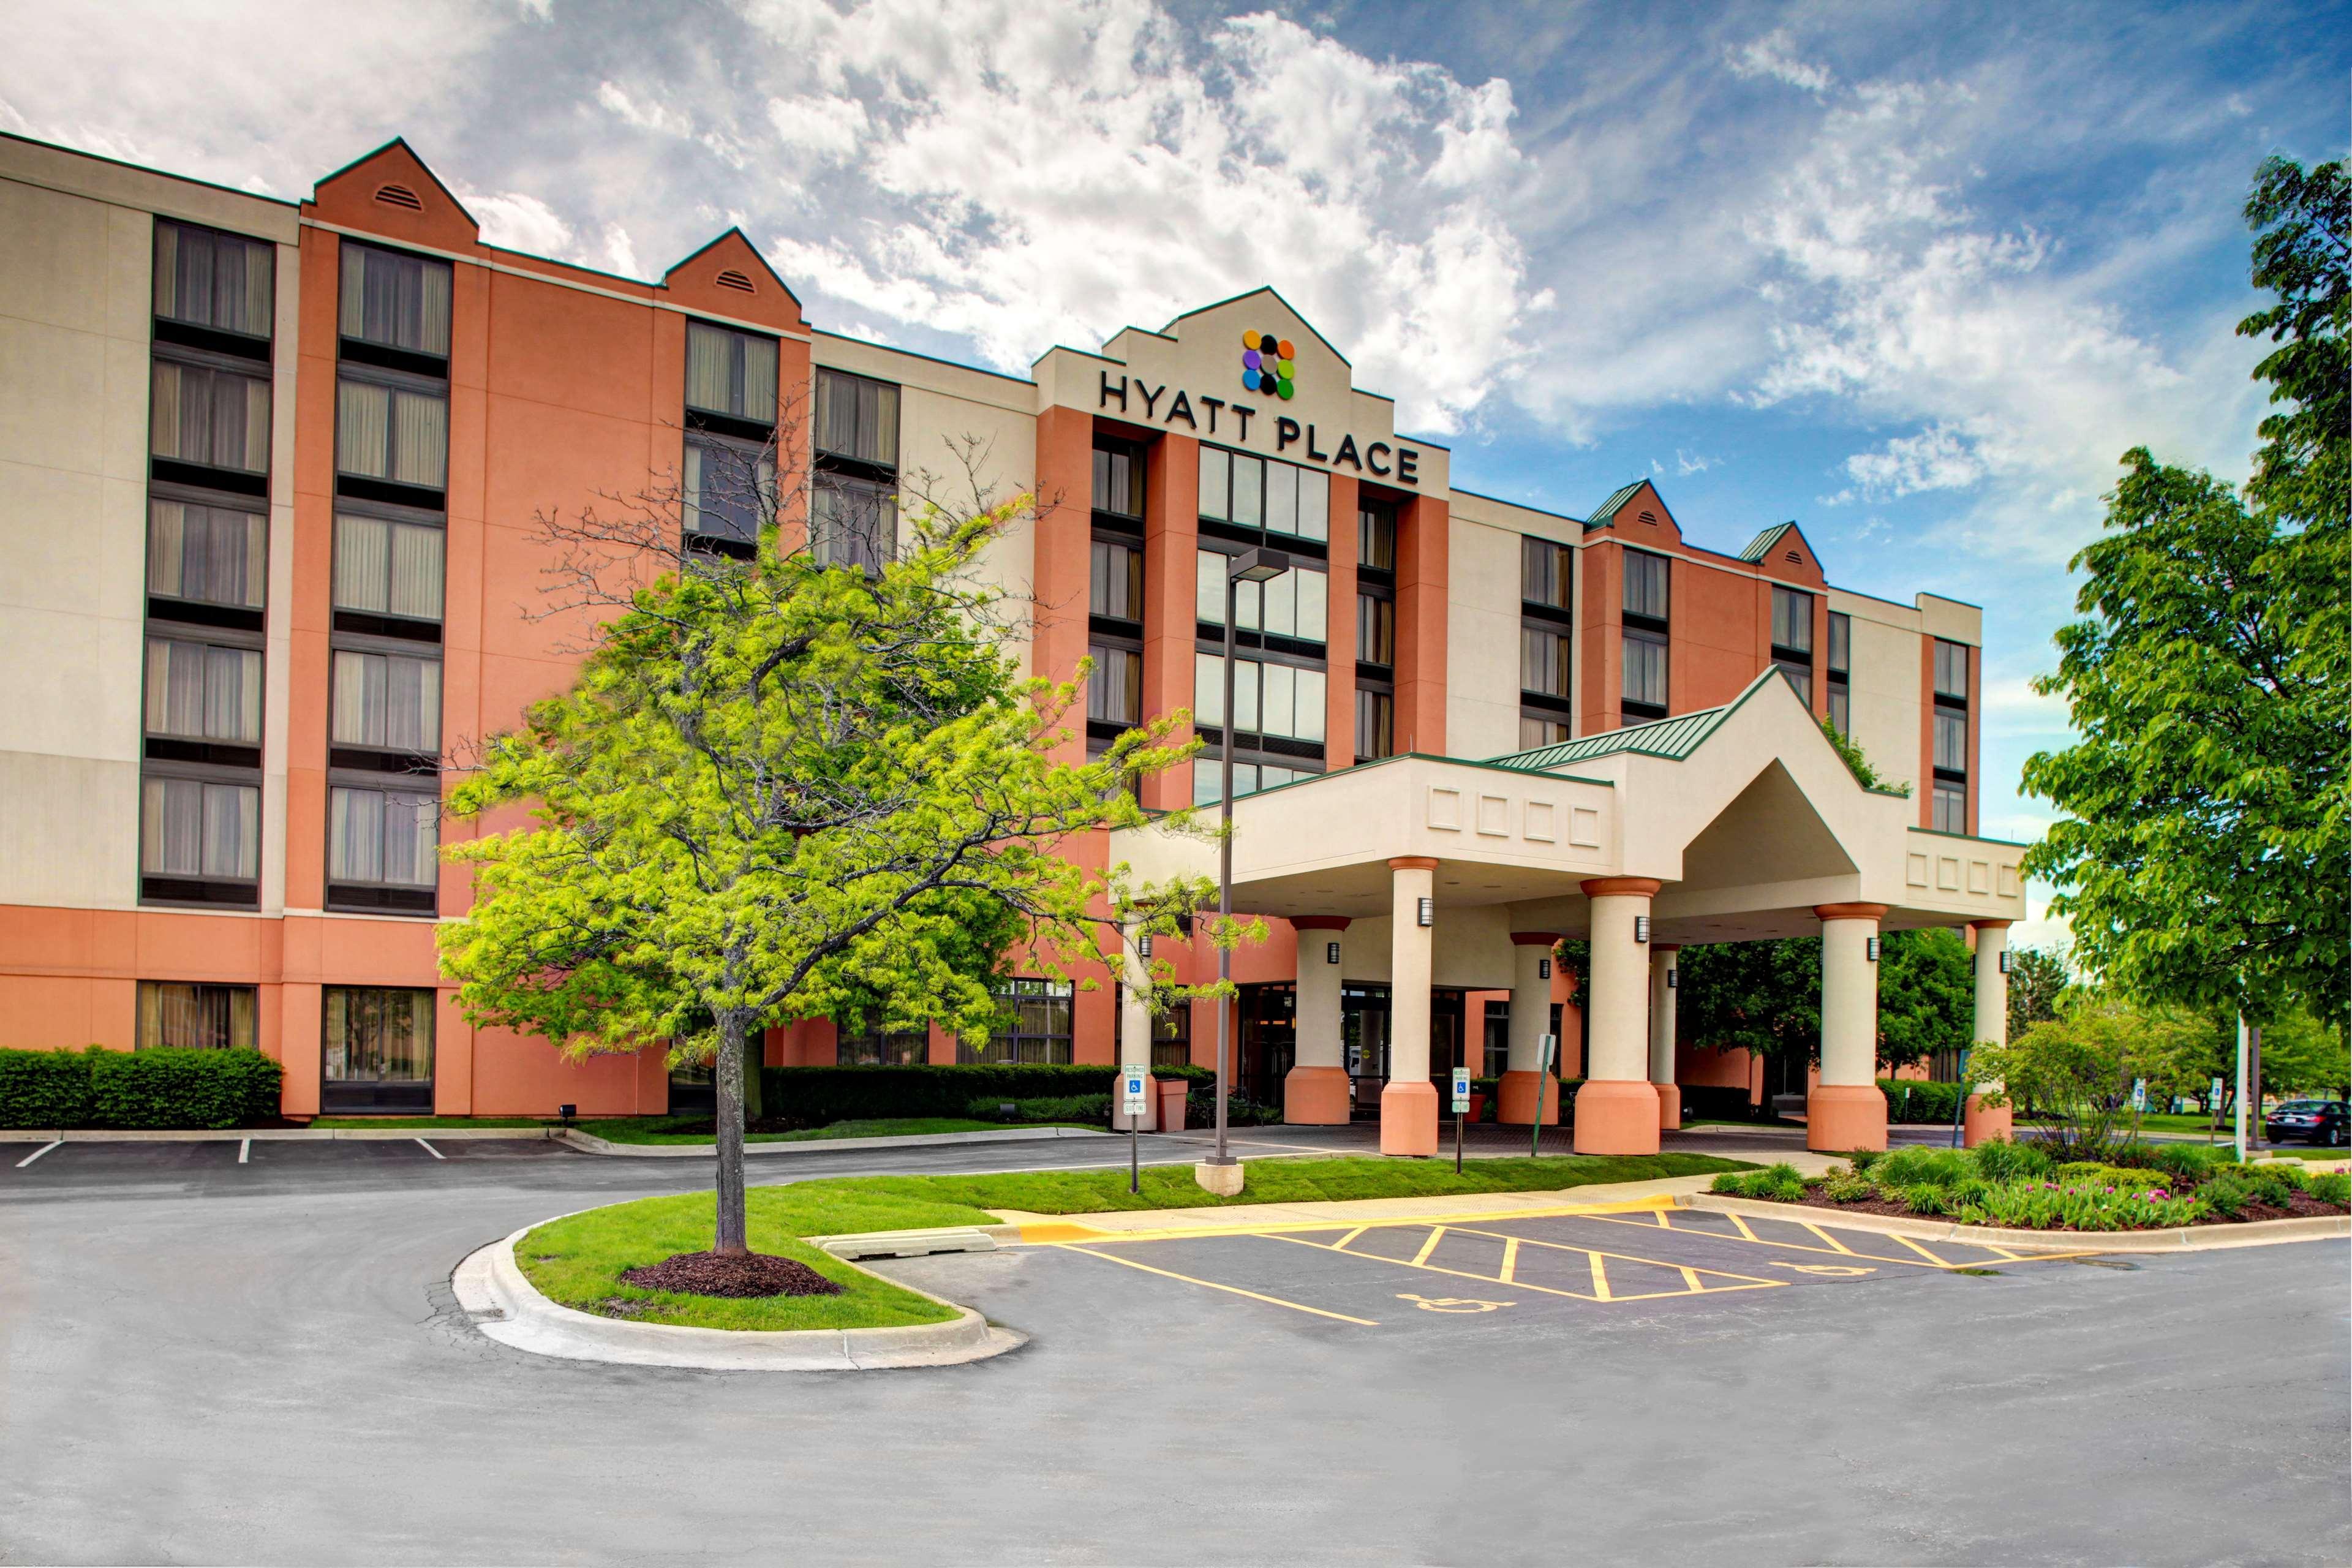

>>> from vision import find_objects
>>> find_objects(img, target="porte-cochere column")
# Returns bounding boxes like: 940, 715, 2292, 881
1284, 917, 1351, 1125
1381, 858, 1439, 1156
1574, 877, 1662, 1156
1498, 932, 1562, 1126
1809, 902, 1889, 1152
1649, 944, 1681, 1131
1964, 918, 2013, 1147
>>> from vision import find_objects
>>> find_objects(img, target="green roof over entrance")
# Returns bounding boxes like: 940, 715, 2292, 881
1487, 703, 1736, 771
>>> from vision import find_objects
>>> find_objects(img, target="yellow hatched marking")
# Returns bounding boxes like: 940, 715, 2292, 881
1257, 1232, 1784, 1304
1330, 1226, 1368, 1251
1411, 1227, 1447, 1266
1449, 1225, 1784, 1287
1055, 1244, 1379, 1326
1500, 1237, 1521, 1284
1726, 1211, 1762, 1243
1679, 1267, 1703, 1291
1566, 1208, 2100, 1272
1891, 1232, 1951, 1266
1802, 1221, 1860, 1255
1588, 1252, 1611, 1300
1655, 1210, 1674, 1230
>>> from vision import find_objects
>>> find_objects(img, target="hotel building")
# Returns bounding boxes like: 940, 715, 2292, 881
0, 134, 2024, 1152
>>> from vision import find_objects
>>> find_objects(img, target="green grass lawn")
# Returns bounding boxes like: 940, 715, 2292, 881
307, 1116, 551, 1129
514, 1150, 1755, 1331
573, 1115, 1101, 1145
2256, 1145, 2351, 1162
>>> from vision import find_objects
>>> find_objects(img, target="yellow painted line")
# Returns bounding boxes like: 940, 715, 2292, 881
1411, 1227, 1447, 1266
1802, 1221, 1859, 1255
1449, 1224, 1788, 1289
1727, 1211, 1762, 1243
1261, 1232, 1785, 1304
1332, 1226, 1368, 1251
1891, 1232, 1952, 1266
1005, 1195, 1678, 1249
1588, 1251, 1611, 1300
1655, 1210, 1674, 1229
1501, 1237, 1521, 1284
1054, 1243, 1379, 1326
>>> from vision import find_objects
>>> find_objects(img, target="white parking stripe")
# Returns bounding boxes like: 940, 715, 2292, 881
415, 1138, 444, 1159
15, 1140, 61, 1168
238, 1138, 251, 1164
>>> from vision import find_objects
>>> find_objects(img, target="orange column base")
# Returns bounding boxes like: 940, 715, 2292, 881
1496, 1069, 1560, 1126
1961, 1094, 2013, 1148
1379, 1080, 1439, 1156
1284, 1065, 1352, 1125
1653, 1082, 1681, 1131
1572, 1079, 1661, 1156
1806, 1084, 1889, 1152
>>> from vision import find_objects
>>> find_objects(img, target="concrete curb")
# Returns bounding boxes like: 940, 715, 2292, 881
1683, 1193, 2351, 1252
451, 1225, 1027, 1371
552, 1125, 1115, 1158
0, 1126, 557, 1143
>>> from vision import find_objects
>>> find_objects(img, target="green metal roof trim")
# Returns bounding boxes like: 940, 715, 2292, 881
1487, 705, 1736, 769
1115, 750, 1615, 822
1585, 481, 1645, 528
1739, 521, 1795, 562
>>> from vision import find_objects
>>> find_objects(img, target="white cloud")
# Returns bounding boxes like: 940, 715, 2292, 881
1727, 29, 1834, 96
600, 223, 643, 281
1833, 422, 1991, 502
454, 186, 575, 257
1674, 449, 1717, 476
766, 94, 867, 160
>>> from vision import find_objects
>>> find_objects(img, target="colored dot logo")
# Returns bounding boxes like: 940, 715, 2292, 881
1240, 329, 1296, 399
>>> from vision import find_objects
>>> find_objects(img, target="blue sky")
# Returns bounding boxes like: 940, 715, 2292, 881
7, 0, 2345, 944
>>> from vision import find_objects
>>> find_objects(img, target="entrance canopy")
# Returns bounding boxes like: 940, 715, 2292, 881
1114, 669, 2026, 967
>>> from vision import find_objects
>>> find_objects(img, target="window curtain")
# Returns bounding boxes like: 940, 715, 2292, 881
815, 370, 898, 466
325, 987, 434, 1082
341, 246, 450, 355
388, 519, 444, 619
331, 788, 437, 884
137, 981, 257, 1050
156, 224, 272, 336
335, 515, 443, 620
337, 380, 390, 478
153, 362, 268, 473
390, 390, 447, 488
331, 650, 440, 752
149, 501, 267, 609
1624, 631, 1668, 707
145, 639, 260, 742
141, 778, 257, 878
688, 322, 775, 420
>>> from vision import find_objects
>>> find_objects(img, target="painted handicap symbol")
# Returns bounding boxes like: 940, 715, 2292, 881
1397, 1293, 1514, 1313
1767, 1262, 1876, 1276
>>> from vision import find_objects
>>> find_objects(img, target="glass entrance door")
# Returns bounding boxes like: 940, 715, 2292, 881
1342, 983, 1389, 1117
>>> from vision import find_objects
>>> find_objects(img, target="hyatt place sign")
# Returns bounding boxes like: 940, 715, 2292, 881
1098, 371, 1423, 487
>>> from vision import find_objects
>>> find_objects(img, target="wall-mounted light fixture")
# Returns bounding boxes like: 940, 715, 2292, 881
1326, 940, 1341, 966
1633, 915, 1651, 944
1417, 897, 1434, 928
1998, 949, 2012, 975
1136, 933, 1153, 960
1865, 937, 1882, 962
1537, 957, 1551, 980
1666, 970, 1678, 990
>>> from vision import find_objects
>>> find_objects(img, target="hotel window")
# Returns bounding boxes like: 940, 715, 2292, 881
1193, 649, 1327, 803
839, 1022, 932, 1066
1771, 586, 1814, 705
137, 981, 258, 1052
322, 986, 435, 1112
339, 243, 451, 361
148, 500, 266, 620
1088, 645, 1142, 727
1355, 688, 1394, 763
1621, 549, 1671, 722
1090, 539, 1143, 623
1520, 536, 1575, 741
140, 776, 259, 903
1197, 550, 1327, 645
1118, 989, 1193, 1071
333, 512, 445, 633
1826, 611, 1851, 733
336, 374, 448, 496
684, 321, 779, 428
1931, 637, 1970, 834
331, 649, 442, 758
1197, 447, 1330, 545
144, 637, 262, 748
327, 786, 439, 911
1355, 592, 1395, 668
687, 436, 777, 557
1519, 716, 1571, 750
813, 369, 899, 571
151, 358, 270, 480
1093, 440, 1145, 521
154, 221, 273, 344
960, 978, 1074, 1065
1086, 439, 1147, 764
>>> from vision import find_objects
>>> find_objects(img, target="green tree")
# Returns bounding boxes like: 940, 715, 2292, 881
439, 435, 1210, 1255
1969, 997, 2170, 1159
2004, 944, 2071, 1040
1874, 928, 1973, 1070
2021, 159, 2348, 1027
1673, 930, 1967, 1076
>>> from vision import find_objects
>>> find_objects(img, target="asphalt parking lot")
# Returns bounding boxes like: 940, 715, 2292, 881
2, 1129, 2346, 1566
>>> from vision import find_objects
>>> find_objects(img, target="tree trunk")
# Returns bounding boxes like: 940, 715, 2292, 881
742, 1024, 765, 1124
713, 1009, 750, 1256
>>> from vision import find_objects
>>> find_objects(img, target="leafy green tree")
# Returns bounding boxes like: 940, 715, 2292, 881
439, 435, 1210, 1255
2004, 944, 2071, 1040
1874, 928, 1973, 1070
1673, 929, 1967, 1077
1969, 997, 2169, 1160
2021, 158, 2348, 1028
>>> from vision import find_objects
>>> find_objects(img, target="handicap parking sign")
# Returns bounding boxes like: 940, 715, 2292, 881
1122, 1070, 1148, 1115
1451, 1066, 1470, 1114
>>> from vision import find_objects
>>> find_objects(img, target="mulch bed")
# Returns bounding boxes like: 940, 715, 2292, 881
619, 1250, 845, 1298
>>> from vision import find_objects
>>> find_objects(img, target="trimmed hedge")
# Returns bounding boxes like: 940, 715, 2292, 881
1880, 1078, 1966, 1124
0, 1046, 284, 1129
763, 1063, 1213, 1126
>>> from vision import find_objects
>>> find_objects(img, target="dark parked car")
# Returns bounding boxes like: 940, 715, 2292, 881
2263, 1099, 2348, 1146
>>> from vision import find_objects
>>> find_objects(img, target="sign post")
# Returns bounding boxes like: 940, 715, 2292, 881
1121, 1068, 1149, 1194
1530, 1033, 1556, 1160
1451, 1065, 1471, 1174
1948, 1046, 1972, 1149
2209, 1075, 2226, 1143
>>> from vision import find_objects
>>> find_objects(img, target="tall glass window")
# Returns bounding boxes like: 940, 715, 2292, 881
331, 650, 442, 753
1093, 442, 1145, 518
334, 514, 445, 623
1521, 538, 1572, 608
1355, 688, 1394, 761
323, 987, 435, 1082
1623, 629, 1668, 714
959, 978, 1074, 1064
1356, 593, 1395, 666
137, 981, 258, 1051
328, 786, 439, 889
1771, 586, 1814, 654
815, 369, 900, 467
145, 638, 262, 744
1090, 539, 1143, 622
684, 322, 778, 424
151, 360, 270, 474
1195, 549, 1325, 643
685, 438, 777, 551
1826, 610, 1852, 733
148, 500, 266, 611
1088, 646, 1142, 726
336, 377, 448, 491
1197, 448, 1329, 542
1934, 639, 1970, 699
1520, 626, 1570, 699
154, 222, 273, 338
339, 244, 451, 357
1623, 550, 1671, 620
140, 777, 258, 881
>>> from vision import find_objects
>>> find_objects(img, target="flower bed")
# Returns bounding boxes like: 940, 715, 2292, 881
1709, 1142, 2350, 1232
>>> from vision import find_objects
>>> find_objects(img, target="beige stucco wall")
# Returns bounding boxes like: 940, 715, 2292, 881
1831, 588, 1927, 794
1444, 515, 1524, 760
888, 380, 1041, 668
0, 141, 298, 911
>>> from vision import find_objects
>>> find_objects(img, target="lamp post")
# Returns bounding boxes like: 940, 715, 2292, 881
1210, 545, 1291, 1171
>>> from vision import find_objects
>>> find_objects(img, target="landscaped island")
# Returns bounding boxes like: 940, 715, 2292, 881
515, 1152, 1752, 1330
1710, 1142, 2350, 1232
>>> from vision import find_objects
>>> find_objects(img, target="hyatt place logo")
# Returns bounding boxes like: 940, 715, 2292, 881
1241, 329, 1295, 400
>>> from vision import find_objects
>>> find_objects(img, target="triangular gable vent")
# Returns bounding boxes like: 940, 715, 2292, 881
1638, 509, 1660, 526
713, 269, 756, 294
1784, 549, 1803, 564
373, 183, 424, 212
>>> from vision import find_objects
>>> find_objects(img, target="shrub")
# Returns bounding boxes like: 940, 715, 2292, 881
1712, 1163, 1807, 1202
1845, 1148, 1886, 1175
1950, 1176, 1996, 1212
1185, 1088, 1283, 1128
2305, 1171, 2350, 1207
964, 1095, 1110, 1125
1967, 1137, 2049, 1184
762, 1063, 1213, 1126
1820, 1166, 1875, 1204
1870, 1146, 1973, 1189
1899, 1183, 1952, 1216
1879, 1079, 1965, 1124
2138, 1142, 2226, 1183
0, 1046, 282, 1129
2054, 1160, 2108, 1183
2197, 1172, 2255, 1219
0, 1047, 97, 1128
1957, 1181, 2206, 1231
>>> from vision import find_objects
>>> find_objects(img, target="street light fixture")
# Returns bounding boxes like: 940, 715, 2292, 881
1210, 545, 1291, 1170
